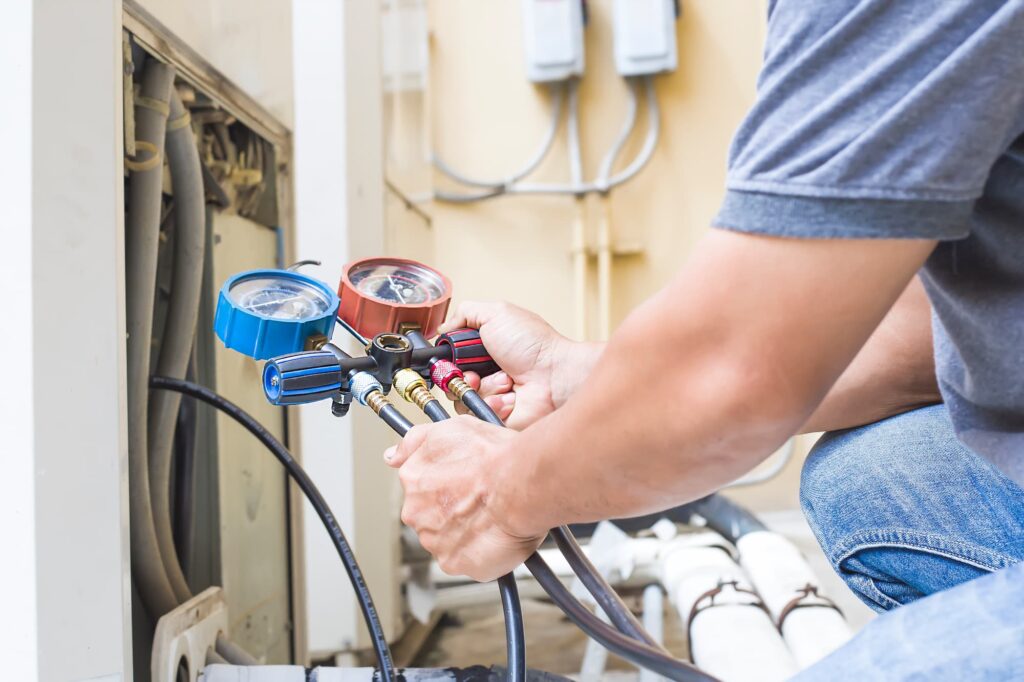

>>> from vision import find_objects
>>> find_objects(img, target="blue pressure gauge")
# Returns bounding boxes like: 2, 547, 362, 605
213, 269, 340, 360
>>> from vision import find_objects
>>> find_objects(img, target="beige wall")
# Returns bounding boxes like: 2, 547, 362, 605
386, 0, 816, 511
135, 0, 294, 127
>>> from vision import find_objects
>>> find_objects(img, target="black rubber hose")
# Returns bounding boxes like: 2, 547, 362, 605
689, 494, 767, 544
379, 404, 416, 435
549, 526, 661, 649
461, 390, 504, 426
523, 555, 717, 682
379, 393, 715, 681
149, 377, 396, 682
459, 388, 663, 651
417, 399, 526, 682
423, 400, 450, 424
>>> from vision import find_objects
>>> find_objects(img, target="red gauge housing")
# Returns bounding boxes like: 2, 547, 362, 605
337, 257, 453, 339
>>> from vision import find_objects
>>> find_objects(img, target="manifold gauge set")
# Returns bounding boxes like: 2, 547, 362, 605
213, 257, 496, 410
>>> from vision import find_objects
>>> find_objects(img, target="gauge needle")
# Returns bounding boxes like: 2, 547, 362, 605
388, 276, 408, 304
250, 294, 304, 311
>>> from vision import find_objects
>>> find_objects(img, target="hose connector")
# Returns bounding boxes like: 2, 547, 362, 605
447, 376, 472, 401
429, 359, 464, 394
393, 368, 434, 411
349, 371, 384, 408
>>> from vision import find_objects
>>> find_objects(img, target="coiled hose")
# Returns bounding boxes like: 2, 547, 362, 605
149, 377, 396, 682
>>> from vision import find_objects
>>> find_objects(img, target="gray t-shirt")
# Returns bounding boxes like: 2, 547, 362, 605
713, 0, 1024, 483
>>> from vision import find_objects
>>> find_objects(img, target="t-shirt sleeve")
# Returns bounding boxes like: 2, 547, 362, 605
714, 0, 1024, 240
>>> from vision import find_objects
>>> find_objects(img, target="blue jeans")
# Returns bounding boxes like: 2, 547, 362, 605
794, 404, 1024, 680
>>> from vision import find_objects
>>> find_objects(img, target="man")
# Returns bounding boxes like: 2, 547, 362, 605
386, 1, 1024, 677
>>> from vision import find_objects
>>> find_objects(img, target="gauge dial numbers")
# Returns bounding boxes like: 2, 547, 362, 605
338, 258, 453, 338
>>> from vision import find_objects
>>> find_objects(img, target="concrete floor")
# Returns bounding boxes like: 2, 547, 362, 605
412, 511, 874, 679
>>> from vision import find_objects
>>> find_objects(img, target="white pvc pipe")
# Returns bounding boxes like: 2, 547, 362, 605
578, 607, 611, 681
638, 585, 665, 682
660, 544, 798, 682
736, 531, 852, 668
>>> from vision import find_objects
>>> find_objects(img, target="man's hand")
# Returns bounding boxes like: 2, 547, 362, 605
384, 416, 546, 581
438, 302, 601, 429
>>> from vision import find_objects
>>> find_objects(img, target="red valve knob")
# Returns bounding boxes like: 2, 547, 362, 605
429, 359, 463, 393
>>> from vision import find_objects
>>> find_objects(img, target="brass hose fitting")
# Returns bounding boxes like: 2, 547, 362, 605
393, 368, 434, 411
365, 390, 389, 416
446, 376, 472, 401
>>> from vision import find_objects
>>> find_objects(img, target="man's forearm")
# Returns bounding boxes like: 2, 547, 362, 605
550, 339, 605, 409
801, 277, 940, 434
491, 231, 935, 537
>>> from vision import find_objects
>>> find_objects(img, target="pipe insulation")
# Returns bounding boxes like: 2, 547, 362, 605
660, 544, 797, 682
126, 59, 179, 618
735, 532, 852, 668
148, 88, 206, 603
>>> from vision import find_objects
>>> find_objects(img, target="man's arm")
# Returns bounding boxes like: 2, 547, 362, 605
801, 276, 940, 434
388, 229, 935, 580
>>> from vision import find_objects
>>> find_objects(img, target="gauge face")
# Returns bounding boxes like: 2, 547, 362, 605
347, 261, 447, 306
228, 275, 334, 321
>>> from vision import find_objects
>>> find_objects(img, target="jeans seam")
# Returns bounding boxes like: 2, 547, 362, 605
830, 528, 1019, 574
851, 574, 903, 612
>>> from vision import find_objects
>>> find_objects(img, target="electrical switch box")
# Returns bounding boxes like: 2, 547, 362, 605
521, 0, 585, 83
612, 0, 678, 76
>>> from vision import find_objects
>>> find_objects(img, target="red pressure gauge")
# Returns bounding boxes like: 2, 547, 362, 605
337, 257, 453, 339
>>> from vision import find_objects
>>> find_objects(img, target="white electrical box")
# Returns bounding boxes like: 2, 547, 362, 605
382, 0, 429, 92
612, 0, 678, 76
521, 0, 585, 83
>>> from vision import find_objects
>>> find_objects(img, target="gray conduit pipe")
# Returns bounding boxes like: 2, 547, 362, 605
148, 89, 206, 603
126, 59, 179, 617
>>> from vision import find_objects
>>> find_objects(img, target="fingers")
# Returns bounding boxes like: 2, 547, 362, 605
477, 371, 511, 397
438, 300, 513, 334
444, 372, 480, 403
385, 423, 430, 468
487, 392, 515, 421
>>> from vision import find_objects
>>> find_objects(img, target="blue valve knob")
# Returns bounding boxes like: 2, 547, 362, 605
263, 350, 344, 405
214, 269, 339, 360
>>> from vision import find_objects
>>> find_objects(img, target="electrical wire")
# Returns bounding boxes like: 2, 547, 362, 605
567, 78, 584, 189
595, 78, 640, 189
149, 377, 397, 682
434, 77, 660, 202
433, 82, 566, 189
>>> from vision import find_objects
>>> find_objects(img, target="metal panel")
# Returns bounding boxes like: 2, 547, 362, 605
212, 213, 293, 663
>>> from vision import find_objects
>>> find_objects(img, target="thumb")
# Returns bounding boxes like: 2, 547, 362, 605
438, 300, 500, 335
385, 423, 430, 468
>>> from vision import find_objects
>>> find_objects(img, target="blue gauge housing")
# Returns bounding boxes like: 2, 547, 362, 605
214, 269, 339, 360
